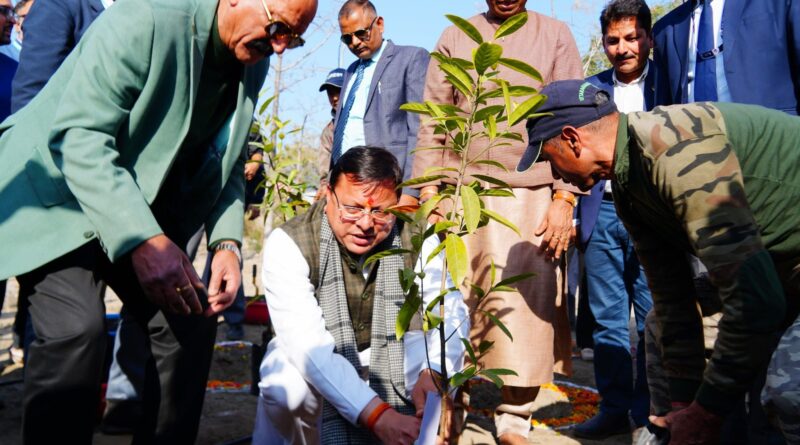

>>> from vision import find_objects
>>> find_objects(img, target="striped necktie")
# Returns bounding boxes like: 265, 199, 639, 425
331, 60, 369, 165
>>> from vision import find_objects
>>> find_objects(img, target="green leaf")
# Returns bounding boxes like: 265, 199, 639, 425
490, 285, 516, 293
415, 194, 444, 225
472, 174, 512, 189
398, 175, 448, 188
449, 57, 475, 71
477, 340, 494, 354
479, 368, 518, 388
470, 283, 485, 300
446, 15, 484, 45
474, 104, 505, 123
474, 160, 509, 172
423, 310, 443, 331
444, 233, 468, 287
432, 220, 458, 234
481, 208, 521, 236
396, 288, 422, 340
399, 268, 417, 293
445, 74, 473, 98
494, 272, 536, 288
479, 189, 515, 197
493, 12, 528, 39
363, 248, 413, 267
461, 338, 477, 364
426, 239, 446, 265
258, 96, 274, 115
489, 259, 496, 289
497, 131, 524, 142
460, 185, 481, 234
474, 42, 503, 75
424, 166, 459, 176
501, 80, 512, 119
387, 208, 414, 224
449, 366, 477, 388
487, 114, 497, 141
399, 102, 432, 115
426, 295, 444, 312
497, 58, 543, 82
481, 310, 513, 341
440, 62, 475, 90
412, 145, 449, 154
508, 94, 547, 127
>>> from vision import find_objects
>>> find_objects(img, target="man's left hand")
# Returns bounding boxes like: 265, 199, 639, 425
205, 249, 241, 317
411, 369, 454, 445
663, 401, 722, 445
534, 196, 575, 260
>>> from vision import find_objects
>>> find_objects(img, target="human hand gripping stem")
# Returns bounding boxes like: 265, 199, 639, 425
359, 397, 421, 445
131, 234, 204, 315
411, 369, 454, 445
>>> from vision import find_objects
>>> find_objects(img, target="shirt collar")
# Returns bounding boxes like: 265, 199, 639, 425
612, 60, 650, 87
366, 39, 387, 64
613, 113, 631, 186
101, 0, 114, 9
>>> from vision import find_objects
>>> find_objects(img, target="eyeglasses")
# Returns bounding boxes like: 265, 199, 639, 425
332, 190, 394, 224
340, 17, 378, 45
259, 0, 305, 50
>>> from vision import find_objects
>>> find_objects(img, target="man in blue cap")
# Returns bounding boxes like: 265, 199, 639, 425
317, 67, 345, 185
518, 79, 800, 444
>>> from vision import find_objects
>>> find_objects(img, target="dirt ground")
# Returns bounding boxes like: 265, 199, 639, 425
0, 232, 640, 445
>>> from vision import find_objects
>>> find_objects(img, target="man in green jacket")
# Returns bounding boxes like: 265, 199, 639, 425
0, 0, 316, 442
517, 80, 800, 444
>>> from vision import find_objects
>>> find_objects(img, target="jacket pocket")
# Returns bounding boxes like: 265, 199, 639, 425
24, 144, 72, 207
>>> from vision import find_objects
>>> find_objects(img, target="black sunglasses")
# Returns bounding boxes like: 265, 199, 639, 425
0, 6, 14, 20
340, 17, 378, 45
260, 0, 305, 49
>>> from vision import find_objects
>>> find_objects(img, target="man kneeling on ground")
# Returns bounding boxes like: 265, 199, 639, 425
253, 146, 469, 445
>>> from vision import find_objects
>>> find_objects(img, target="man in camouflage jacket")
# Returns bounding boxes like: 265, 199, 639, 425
516, 80, 800, 444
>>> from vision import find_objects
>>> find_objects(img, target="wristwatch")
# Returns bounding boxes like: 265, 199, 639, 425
214, 241, 242, 264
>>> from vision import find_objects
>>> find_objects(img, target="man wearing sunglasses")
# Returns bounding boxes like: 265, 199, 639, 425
253, 146, 468, 445
331, 0, 429, 208
0, 0, 317, 443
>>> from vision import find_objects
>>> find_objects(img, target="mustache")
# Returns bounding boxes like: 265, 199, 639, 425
614, 54, 636, 62
246, 38, 275, 57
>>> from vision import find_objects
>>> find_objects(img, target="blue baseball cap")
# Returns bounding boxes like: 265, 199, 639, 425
517, 80, 617, 172
319, 68, 346, 91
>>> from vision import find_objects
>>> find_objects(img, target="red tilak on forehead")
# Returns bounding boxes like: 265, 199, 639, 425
366, 196, 375, 206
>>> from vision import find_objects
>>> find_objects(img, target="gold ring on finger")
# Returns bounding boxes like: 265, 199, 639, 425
176, 284, 192, 294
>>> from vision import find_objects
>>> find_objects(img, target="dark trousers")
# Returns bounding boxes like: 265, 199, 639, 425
17, 241, 217, 444
584, 200, 653, 425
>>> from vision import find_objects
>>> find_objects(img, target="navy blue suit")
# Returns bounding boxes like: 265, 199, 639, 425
11, 0, 104, 113
579, 66, 655, 425
653, 0, 800, 114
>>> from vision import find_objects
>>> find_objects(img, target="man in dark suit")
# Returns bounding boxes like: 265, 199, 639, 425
11, 0, 107, 112
572, 0, 655, 439
332, 0, 428, 205
0, 0, 317, 442
653, 0, 800, 114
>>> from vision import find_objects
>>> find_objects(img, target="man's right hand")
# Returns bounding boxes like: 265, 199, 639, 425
130, 234, 205, 315
372, 408, 421, 445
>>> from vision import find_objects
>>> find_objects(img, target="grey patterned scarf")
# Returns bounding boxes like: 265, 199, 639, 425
318, 215, 414, 444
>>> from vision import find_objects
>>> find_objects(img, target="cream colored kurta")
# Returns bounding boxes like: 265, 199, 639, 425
413, 11, 583, 387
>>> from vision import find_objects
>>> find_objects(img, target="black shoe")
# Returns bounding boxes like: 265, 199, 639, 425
101, 400, 142, 435
572, 411, 630, 439
226, 324, 245, 341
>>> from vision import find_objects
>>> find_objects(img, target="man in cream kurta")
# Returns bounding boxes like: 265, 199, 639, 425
411, 0, 584, 442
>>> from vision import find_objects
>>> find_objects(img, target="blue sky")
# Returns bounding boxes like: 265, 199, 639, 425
264, 0, 608, 141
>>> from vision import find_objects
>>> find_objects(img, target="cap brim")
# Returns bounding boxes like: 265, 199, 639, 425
516, 140, 543, 172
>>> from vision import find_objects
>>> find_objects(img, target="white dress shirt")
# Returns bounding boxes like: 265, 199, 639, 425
101, 0, 115, 8
260, 226, 468, 424
687, 0, 731, 102
339, 40, 387, 156
605, 61, 650, 193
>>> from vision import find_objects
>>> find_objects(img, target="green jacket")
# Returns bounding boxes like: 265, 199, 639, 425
0, 0, 267, 279
613, 102, 800, 415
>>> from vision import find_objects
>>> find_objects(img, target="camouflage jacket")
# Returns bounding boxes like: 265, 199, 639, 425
612, 102, 800, 415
